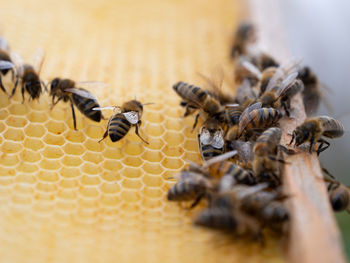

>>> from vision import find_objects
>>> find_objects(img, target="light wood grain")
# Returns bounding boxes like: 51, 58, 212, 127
248, 0, 346, 262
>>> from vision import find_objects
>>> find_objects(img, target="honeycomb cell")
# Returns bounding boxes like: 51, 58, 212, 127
36, 182, 58, 193
82, 163, 102, 175
141, 150, 164, 163
164, 118, 184, 131
64, 143, 86, 155
27, 111, 48, 123
121, 178, 143, 190
58, 189, 78, 200
0, 153, 18, 166
144, 111, 164, 124
144, 123, 165, 137
8, 103, 28, 115
59, 178, 79, 189
121, 167, 142, 179
3, 128, 25, 141
82, 151, 103, 164
142, 162, 164, 175
84, 139, 103, 152
61, 155, 83, 167
142, 174, 164, 187
42, 146, 64, 159
103, 160, 123, 171
85, 125, 104, 139
30, 100, 49, 111
144, 138, 164, 150
100, 182, 121, 194
163, 131, 184, 147
0, 96, 10, 108
100, 195, 121, 207
5, 115, 28, 128
49, 107, 66, 121
25, 123, 46, 137
40, 159, 61, 170
79, 186, 100, 198
0, 122, 5, 133
142, 187, 163, 199
80, 175, 101, 186
120, 190, 141, 203
20, 149, 41, 163
16, 173, 37, 184
123, 156, 143, 167
1, 141, 23, 153
161, 157, 184, 170
162, 145, 184, 157
23, 138, 45, 151
17, 163, 39, 174
183, 139, 199, 151
46, 120, 67, 135
0, 109, 9, 121
65, 130, 86, 143
100, 171, 122, 182
103, 147, 123, 160
123, 142, 145, 156
38, 171, 60, 183
43, 133, 66, 146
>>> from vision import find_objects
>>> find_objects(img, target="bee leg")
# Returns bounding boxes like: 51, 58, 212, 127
50, 96, 63, 110
10, 68, 15, 82
288, 131, 295, 146
191, 113, 200, 132
268, 155, 290, 164
10, 75, 19, 98
317, 139, 330, 155
309, 137, 315, 153
189, 194, 204, 209
21, 82, 25, 103
135, 121, 149, 144
321, 167, 335, 179
98, 130, 109, 143
278, 145, 296, 155
70, 101, 77, 130
41, 80, 48, 92
0, 75, 8, 95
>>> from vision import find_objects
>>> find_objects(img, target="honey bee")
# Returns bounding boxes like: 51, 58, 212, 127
254, 53, 279, 71
226, 140, 254, 168
95, 100, 149, 144
0, 37, 15, 94
230, 22, 256, 59
167, 170, 214, 208
172, 81, 223, 129
10, 49, 46, 102
198, 118, 225, 161
324, 177, 350, 213
298, 66, 333, 115
49, 78, 106, 130
195, 193, 261, 238
253, 127, 284, 186
258, 59, 303, 116
289, 116, 344, 155
238, 102, 280, 137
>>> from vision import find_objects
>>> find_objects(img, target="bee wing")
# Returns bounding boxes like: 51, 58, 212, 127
64, 88, 97, 100
238, 102, 262, 133
0, 60, 15, 70
274, 72, 299, 98
211, 131, 225, 149
237, 183, 268, 199
31, 48, 45, 74
203, 150, 237, 167
75, 81, 108, 89
199, 129, 211, 145
123, 111, 139, 124
241, 59, 262, 79
266, 57, 302, 92
10, 52, 23, 67
0, 37, 10, 51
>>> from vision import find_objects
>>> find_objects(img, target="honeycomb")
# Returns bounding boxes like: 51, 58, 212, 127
0, 0, 284, 262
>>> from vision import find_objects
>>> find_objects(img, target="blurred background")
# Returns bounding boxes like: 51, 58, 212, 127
280, 0, 350, 259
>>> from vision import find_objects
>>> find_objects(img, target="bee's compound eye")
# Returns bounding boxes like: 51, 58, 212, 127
50, 78, 59, 89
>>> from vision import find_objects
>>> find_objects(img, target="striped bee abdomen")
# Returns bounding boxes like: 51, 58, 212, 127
319, 116, 344, 138
173, 81, 208, 105
108, 113, 131, 142
72, 92, 102, 122
201, 145, 224, 161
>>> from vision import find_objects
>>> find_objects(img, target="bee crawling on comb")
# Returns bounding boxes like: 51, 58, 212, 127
94, 100, 153, 144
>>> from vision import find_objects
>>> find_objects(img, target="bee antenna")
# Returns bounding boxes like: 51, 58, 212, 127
142, 102, 155, 106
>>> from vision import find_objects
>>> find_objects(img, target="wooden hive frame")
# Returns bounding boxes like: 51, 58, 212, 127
248, 0, 346, 262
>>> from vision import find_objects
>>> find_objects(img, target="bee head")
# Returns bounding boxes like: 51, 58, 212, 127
49, 78, 60, 96
330, 188, 349, 212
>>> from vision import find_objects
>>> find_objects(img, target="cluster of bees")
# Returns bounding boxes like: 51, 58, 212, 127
167, 22, 349, 239
0, 37, 149, 144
